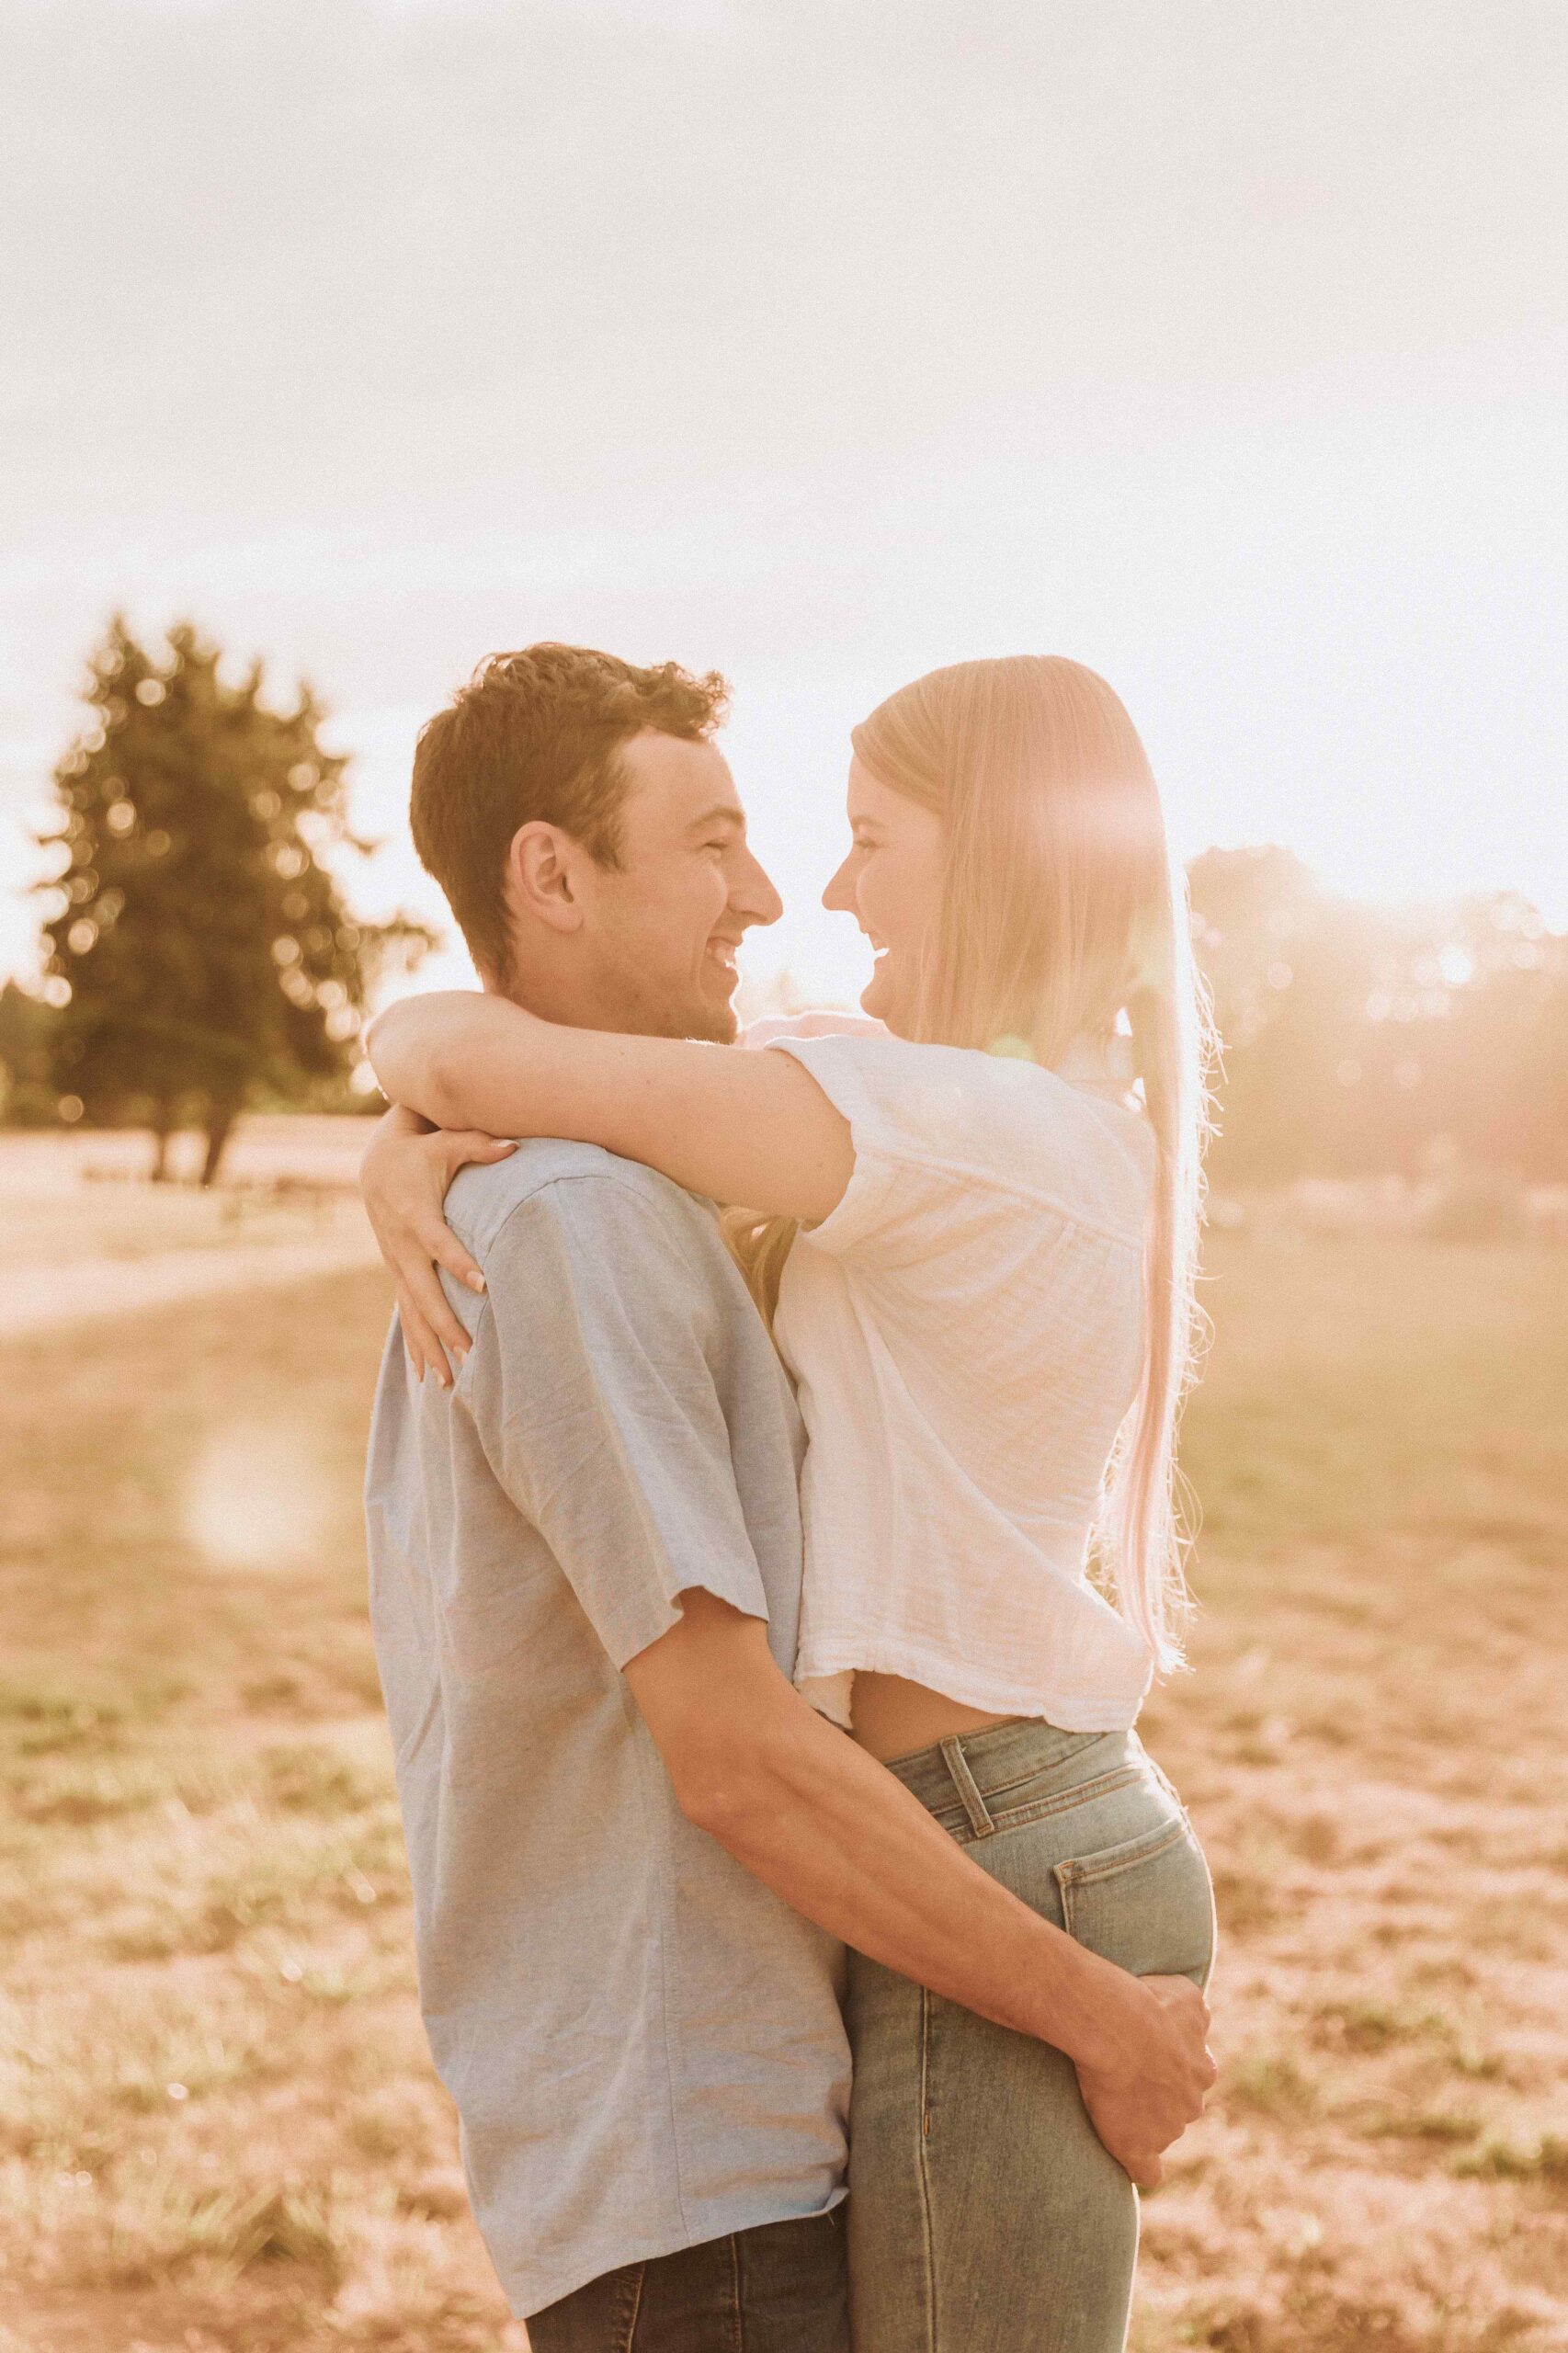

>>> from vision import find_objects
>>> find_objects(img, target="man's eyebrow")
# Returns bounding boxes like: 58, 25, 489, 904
687, 803, 746, 833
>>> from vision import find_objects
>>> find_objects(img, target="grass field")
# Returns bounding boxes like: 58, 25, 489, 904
1, 1207, 1564, 2350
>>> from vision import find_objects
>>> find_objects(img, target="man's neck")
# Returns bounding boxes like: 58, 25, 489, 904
484, 946, 732, 1044
483, 965, 631, 1035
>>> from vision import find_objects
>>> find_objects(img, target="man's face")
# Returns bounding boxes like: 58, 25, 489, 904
573, 731, 782, 1042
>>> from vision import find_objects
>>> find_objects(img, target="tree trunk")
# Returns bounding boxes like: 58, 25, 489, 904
150, 1120, 172, 1183
200, 1104, 237, 1188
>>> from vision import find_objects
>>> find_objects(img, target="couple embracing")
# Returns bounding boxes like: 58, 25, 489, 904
359, 642, 1218, 2353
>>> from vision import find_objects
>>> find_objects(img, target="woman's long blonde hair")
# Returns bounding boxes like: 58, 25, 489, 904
728, 654, 1211, 1672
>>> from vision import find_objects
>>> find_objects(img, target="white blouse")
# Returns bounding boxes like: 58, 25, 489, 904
754, 1021, 1158, 1735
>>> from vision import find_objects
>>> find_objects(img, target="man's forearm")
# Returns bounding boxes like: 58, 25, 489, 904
685, 1693, 1140, 2072
627, 1594, 1213, 2180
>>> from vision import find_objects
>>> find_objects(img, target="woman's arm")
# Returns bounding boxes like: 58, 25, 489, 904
368, 991, 855, 1223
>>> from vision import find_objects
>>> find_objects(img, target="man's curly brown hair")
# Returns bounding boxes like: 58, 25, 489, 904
410, 642, 730, 982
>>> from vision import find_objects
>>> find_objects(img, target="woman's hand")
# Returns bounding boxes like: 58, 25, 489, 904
358, 1105, 516, 1387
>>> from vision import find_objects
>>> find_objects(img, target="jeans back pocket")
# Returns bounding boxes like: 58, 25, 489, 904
1054, 1812, 1216, 1990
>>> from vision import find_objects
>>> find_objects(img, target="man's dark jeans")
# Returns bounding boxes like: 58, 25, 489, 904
526, 2208, 848, 2353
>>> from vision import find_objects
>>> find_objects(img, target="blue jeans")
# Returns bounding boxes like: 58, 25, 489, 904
525, 2209, 848, 2353
846, 1721, 1216, 2353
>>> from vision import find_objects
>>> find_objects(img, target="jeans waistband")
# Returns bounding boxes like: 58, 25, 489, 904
883, 1718, 1144, 1834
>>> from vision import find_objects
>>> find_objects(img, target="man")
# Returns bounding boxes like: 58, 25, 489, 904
362, 644, 1212, 2350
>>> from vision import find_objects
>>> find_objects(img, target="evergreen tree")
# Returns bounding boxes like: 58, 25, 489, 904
38, 619, 434, 1183
0, 980, 61, 1125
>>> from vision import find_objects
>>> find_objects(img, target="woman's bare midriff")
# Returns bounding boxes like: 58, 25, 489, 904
849, 1670, 1023, 1765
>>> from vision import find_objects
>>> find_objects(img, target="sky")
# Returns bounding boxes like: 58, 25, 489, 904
3, 0, 1564, 1006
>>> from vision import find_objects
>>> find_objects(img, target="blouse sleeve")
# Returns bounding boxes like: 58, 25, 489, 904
765, 1030, 1152, 1267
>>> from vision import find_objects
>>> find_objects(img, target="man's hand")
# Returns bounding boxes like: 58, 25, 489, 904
1074, 1972, 1217, 2188
626, 1589, 1217, 2165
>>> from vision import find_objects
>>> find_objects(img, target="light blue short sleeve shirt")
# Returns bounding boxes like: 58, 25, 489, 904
364, 1141, 850, 2319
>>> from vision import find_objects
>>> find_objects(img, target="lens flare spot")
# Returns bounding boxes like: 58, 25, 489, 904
184, 1423, 331, 1573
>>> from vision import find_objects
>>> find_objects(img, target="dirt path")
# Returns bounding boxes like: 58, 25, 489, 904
0, 1120, 387, 1338
0, 1230, 383, 1340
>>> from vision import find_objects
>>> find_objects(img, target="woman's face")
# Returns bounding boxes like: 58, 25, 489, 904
823, 756, 945, 1032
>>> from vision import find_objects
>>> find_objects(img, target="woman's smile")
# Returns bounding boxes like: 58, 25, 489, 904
822, 758, 947, 1036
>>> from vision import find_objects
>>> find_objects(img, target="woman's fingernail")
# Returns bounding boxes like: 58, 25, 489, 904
466, 1272, 486, 1294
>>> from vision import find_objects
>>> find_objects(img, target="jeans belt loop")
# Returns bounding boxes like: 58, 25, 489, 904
938, 1734, 995, 1836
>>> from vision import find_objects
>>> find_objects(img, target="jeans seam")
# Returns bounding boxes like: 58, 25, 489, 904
917, 1986, 937, 2353
1146, 1753, 1202, 1837
965, 1738, 1119, 1803
937, 1762, 1147, 1843
988, 1764, 1148, 1833
620, 2260, 646, 2353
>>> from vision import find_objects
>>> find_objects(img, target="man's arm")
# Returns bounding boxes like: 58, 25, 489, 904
468, 1174, 1213, 2184
625, 1589, 1215, 2189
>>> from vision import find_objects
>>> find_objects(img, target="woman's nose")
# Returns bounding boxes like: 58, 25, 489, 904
822, 858, 854, 913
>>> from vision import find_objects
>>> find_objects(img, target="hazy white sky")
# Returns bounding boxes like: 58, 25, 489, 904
4, 0, 1564, 1004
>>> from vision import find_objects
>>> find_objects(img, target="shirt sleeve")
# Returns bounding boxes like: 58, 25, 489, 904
461, 1172, 772, 1669
761, 1032, 984, 1266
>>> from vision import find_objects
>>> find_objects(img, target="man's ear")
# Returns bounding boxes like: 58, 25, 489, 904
506, 821, 585, 936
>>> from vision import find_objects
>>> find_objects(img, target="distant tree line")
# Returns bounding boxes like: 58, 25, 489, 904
1, 622, 1563, 1192
1188, 847, 1566, 1189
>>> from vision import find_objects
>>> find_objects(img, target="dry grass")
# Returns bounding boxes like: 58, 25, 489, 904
0, 1177, 1563, 2348
0, 1255, 519, 2352
1135, 1233, 1568, 2353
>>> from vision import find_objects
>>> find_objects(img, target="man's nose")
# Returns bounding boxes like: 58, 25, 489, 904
734, 849, 783, 929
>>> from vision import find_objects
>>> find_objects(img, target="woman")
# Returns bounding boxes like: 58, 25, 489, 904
364, 655, 1216, 2352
